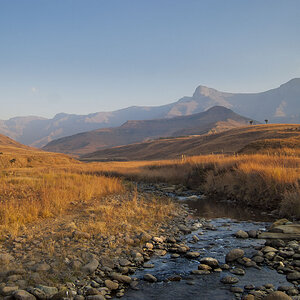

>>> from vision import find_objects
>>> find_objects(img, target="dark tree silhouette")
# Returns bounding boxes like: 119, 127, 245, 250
249, 120, 254, 125
265, 119, 268, 124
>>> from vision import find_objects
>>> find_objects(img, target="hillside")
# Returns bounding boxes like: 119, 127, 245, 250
43, 106, 253, 155
80, 124, 300, 161
0, 78, 299, 147
0, 133, 76, 168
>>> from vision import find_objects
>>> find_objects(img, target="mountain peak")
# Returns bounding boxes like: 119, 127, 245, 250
280, 78, 300, 89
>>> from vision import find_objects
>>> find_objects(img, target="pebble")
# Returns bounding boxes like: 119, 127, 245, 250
143, 274, 157, 283
220, 276, 239, 284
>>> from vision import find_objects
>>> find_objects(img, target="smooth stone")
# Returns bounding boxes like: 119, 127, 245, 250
200, 257, 219, 268
191, 270, 210, 275
220, 276, 239, 284
105, 280, 118, 290
143, 274, 157, 283
186, 252, 200, 258
36, 285, 58, 296
287, 272, 300, 281
226, 249, 245, 262
111, 273, 132, 284
230, 268, 245, 275
82, 258, 99, 273
264, 291, 292, 300
235, 230, 249, 238
13, 290, 36, 300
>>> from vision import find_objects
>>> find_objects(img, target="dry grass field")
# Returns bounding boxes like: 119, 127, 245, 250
83, 149, 300, 218
0, 135, 177, 237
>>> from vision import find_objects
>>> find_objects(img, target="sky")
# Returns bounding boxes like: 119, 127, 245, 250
0, 0, 300, 120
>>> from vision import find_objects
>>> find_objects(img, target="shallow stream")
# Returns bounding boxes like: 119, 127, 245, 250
120, 193, 293, 300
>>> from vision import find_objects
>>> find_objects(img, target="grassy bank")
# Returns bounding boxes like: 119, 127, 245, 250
82, 151, 300, 218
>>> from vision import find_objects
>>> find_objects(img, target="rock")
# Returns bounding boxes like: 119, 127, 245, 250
253, 256, 264, 263
230, 268, 245, 275
51, 290, 70, 300
34, 263, 50, 272
192, 235, 200, 242
119, 258, 131, 267
171, 254, 180, 258
105, 280, 118, 290
13, 290, 36, 300
248, 230, 257, 238
198, 264, 212, 271
145, 243, 153, 250
262, 246, 278, 253
26, 288, 46, 300
186, 252, 200, 259
191, 270, 210, 275
143, 263, 154, 268
243, 296, 255, 300
144, 274, 157, 283
200, 257, 219, 268
178, 224, 191, 234
1, 286, 19, 296
86, 296, 105, 300
235, 230, 249, 238
35, 285, 58, 296
263, 291, 292, 299
270, 219, 290, 229
168, 275, 182, 281
265, 252, 276, 260
220, 276, 239, 284
152, 237, 163, 243
287, 271, 300, 281
72, 230, 90, 239
226, 249, 244, 263
111, 273, 132, 284
82, 258, 99, 273
231, 287, 243, 293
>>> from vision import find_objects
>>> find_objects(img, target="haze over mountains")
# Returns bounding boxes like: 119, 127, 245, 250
0, 78, 299, 148
43, 106, 254, 155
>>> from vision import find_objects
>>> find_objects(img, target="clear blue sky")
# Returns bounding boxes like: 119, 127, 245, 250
0, 0, 299, 119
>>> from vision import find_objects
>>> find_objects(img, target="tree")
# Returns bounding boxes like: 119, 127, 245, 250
249, 120, 253, 125
265, 119, 268, 124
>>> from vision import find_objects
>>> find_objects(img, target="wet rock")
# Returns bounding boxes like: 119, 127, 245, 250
220, 276, 239, 284
264, 291, 292, 300
286, 271, 300, 281
253, 256, 264, 263
119, 258, 131, 267
168, 275, 182, 281
191, 270, 210, 275
200, 257, 219, 268
265, 252, 276, 260
248, 230, 257, 238
235, 230, 249, 238
152, 237, 164, 243
13, 290, 36, 300
231, 287, 243, 293
226, 249, 244, 262
230, 268, 245, 275
143, 263, 154, 268
144, 274, 157, 283
198, 264, 212, 271
171, 254, 180, 258
105, 280, 118, 290
186, 252, 200, 259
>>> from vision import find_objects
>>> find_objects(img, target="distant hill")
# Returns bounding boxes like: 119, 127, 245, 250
0, 133, 76, 168
0, 78, 299, 147
43, 106, 254, 155
80, 124, 300, 161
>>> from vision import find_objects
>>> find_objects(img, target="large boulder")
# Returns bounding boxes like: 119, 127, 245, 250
226, 249, 244, 263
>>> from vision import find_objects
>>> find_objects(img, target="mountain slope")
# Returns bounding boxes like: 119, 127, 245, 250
43, 106, 254, 155
1, 78, 299, 147
80, 124, 300, 161
0, 133, 76, 167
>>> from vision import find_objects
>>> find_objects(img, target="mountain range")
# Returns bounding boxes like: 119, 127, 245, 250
43, 106, 254, 155
0, 78, 299, 148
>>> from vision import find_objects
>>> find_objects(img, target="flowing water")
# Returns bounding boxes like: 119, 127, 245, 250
120, 194, 293, 300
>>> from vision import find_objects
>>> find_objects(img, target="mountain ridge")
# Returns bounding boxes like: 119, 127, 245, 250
1, 78, 299, 147
42, 106, 255, 155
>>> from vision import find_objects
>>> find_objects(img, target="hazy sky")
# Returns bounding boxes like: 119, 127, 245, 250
0, 0, 300, 119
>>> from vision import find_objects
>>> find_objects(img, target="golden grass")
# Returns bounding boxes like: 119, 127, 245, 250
0, 168, 124, 235
80, 152, 300, 218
